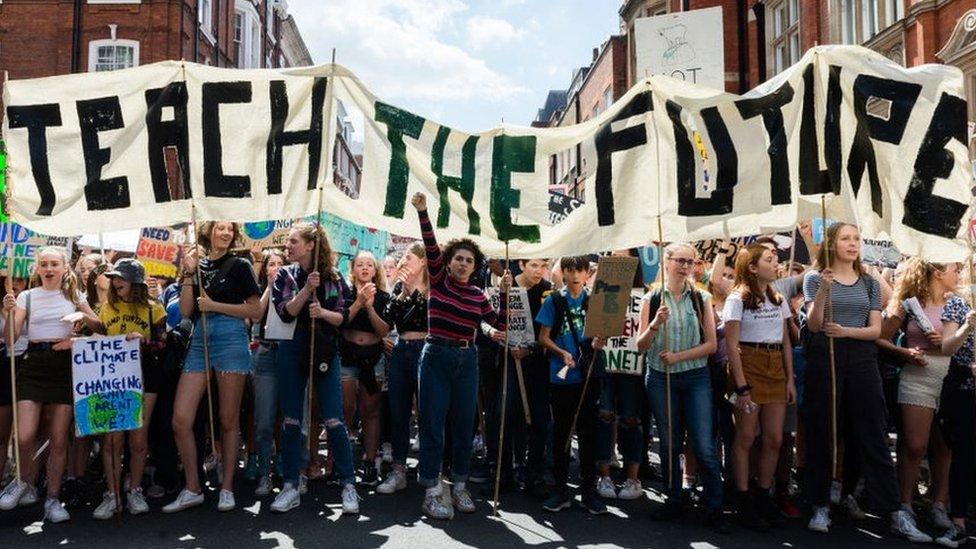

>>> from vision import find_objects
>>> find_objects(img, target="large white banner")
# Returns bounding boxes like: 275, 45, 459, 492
634, 6, 726, 89
3, 46, 973, 261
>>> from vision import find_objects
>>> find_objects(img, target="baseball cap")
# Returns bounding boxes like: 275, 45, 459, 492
104, 258, 147, 286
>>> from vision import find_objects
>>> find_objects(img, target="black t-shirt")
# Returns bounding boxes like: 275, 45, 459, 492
384, 281, 429, 333
197, 254, 260, 306
342, 283, 391, 334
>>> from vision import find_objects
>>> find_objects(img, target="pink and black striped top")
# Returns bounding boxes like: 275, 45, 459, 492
419, 209, 505, 342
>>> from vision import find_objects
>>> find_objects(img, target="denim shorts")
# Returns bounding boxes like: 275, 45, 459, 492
183, 313, 253, 374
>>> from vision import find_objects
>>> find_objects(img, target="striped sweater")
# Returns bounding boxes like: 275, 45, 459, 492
419, 209, 505, 342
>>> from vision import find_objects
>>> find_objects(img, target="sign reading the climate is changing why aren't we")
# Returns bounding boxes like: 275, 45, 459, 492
72, 335, 143, 437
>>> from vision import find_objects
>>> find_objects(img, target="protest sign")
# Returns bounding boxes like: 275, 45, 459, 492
602, 289, 645, 375
585, 256, 640, 338
136, 227, 182, 278
0, 139, 6, 221
3, 46, 973, 262
548, 191, 583, 225
487, 286, 535, 348
861, 238, 902, 268
637, 246, 660, 285
633, 7, 725, 89
242, 219, 295, 250
0, 223, 72, 278
71, 335, 143, 437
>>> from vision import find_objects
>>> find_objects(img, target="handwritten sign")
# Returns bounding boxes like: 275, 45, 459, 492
584, 256, 639, 338
487, 287, 535, 348
242, 219, 295, 250
136, 227, 183, 278
603, 289, 645, 375
0, 223, 73, 278
71, 336, 143, 436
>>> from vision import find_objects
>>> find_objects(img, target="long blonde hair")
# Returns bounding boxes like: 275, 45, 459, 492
403, 242, 429, 296
32, 247, 80, 305
892, 257, 947, 308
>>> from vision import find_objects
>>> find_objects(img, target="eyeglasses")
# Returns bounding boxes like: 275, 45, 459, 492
669, 258, 695, 267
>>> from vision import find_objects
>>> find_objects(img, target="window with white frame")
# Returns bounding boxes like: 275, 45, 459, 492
768, 0, 800, 74
884, 0, 904, 27
198, 0, 213, 38
234, 0, 262, 69
602, 86, 613, 112
266, 0, 276, 40
861, 0, 878, 41
839, 0, 898, 45
88, 39, 139, 72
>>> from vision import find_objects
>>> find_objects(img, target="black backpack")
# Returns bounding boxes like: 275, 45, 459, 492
549, 289, 598, 372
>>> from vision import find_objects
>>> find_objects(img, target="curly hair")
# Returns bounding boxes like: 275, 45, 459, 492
891, 257, 947, 309
292, 222, 337, 280
443, 238, 485, 274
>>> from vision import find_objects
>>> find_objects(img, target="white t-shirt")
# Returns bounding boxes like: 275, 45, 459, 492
16, 288, 80, 341
723, 290, 792, 344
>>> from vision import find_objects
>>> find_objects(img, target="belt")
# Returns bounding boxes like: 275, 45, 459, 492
426, 335, 472, 349
27, 342, 57, 352
739, 341, 783, 352
399, 338, 426, 345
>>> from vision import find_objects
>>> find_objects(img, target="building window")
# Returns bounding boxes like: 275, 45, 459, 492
861, 0, 878, 41
198, 0, 213, 37
88, 39, 139, 72
234, 0, 262, 69
768, 0, 800, 74
884, 0, 904, 27
602, 85, 613, 112
839, 0, 896, 44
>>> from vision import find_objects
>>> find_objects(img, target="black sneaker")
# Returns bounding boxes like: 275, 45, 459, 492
735, 490, 769, 532
755, 489, 780, 526
580, 490, 609, 515
543, 490, 571, 512
361, 464, 380, 487
707, 509, 733, 535
936, 524, 969, 548
651, 499, 684, 521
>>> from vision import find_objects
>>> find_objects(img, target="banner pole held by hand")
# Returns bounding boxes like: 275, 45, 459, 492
657, 215, 674, 493
492, 243, 512, 517
2, 144, 21, 481
821, 195, 838, 480
190, 202, 219, 473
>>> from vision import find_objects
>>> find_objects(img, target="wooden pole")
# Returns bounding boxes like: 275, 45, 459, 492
514, 358, 531, 426
563, 351, 599, 453
492, 245, 512, 516
3, 206, 21, 483
190, 204, 219, 471
306, 182, 325, 459
821, 197, 838, 480
657, 216, 673, 492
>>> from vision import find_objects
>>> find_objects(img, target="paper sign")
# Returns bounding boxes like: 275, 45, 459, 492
72, 336, 144, 436
634, 7, 725, 89
861, 238, 902, 268
602, 289, 645, 375
638, 246, 660, 285
242, 219, 295, 250
903, 297, 935, 334
0, 223, 73, 278
487, 286, 535, 348
584, 256, 640, 338
136, 227, 183, 278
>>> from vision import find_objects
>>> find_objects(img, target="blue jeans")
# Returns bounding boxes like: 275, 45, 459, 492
388, 339, 423, 465
251, 342, 279, 477
646, 367, 723, 511
597, 373, 645, 464
183, 313, 252, 374
276, 332, 355, 486
417, 342, 478, 488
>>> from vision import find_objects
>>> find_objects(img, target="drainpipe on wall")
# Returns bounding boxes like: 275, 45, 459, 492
71, 0, 83, 73
754, 2, 767, 85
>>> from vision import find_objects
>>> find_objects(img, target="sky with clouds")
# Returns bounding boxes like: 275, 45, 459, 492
286, 0, 621, 133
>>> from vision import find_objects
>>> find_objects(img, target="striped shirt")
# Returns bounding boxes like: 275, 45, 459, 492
644, 285, 711, 374
419, 209, 505, 342
802, 271, 880, 328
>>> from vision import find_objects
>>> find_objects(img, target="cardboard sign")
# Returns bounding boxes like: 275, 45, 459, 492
584, 256, 640, 338
487, 286, 535, 348
602, 289, 645, 375
634, 7, 725, 89
72, 335, 143, 436
242, 219, 295, 250
136, 227, 183, 278
0, 223, 73, 278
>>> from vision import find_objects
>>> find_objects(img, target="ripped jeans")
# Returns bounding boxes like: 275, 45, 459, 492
277, 333, 356, 487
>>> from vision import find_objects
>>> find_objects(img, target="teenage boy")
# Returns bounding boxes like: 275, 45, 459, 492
537, 256, 607, 514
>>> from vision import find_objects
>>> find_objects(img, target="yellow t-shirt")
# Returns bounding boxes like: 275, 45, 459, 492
98, 300, 166, 339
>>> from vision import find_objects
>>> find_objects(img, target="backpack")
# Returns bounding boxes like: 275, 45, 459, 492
549, 289, 597, 373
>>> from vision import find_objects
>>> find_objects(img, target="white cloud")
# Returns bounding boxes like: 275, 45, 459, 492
500, 0, 527, 6
287, 0, 529, 106
466, 16, 525, 50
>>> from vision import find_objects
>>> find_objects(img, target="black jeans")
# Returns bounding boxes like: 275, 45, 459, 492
550, 380, 599, 493
802, 335, 898, 511
941, 367, 975, 520
498, 352, 551, 483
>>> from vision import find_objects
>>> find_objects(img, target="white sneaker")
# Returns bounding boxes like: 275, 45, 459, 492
808, 506, 831, 533
381, 442, 393, 463
0, 479, 28, 510
842, 494, 866, 520
341, 483, 360, 514
299, 474, 309, 496
217, 490, 235, 512
255, 476, 273, 497
127, 488, 149, 515
270, 484, 300, 513
377, 469, 407, 494
162, 489, 204, 513
410, 438, 420, 452
451, 485, 476, 513
596, 476, 617, 499
19, 485, 38, 507
92, 491, 120, 520
617, 478, 643, 500
892, 509, 933, 543
932, 504, 953, 530
44, 498, 70, 523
